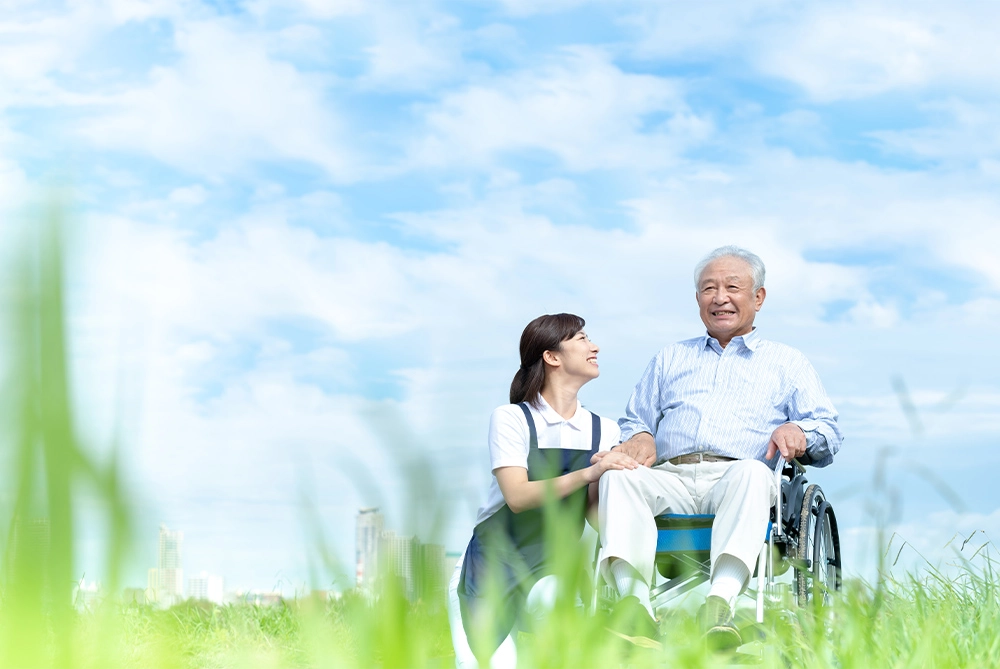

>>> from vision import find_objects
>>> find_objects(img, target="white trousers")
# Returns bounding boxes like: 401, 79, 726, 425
597, 459, 777, 590
446, 549, 558, 669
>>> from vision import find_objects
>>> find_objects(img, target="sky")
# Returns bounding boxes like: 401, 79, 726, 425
2, 0, 1000, 594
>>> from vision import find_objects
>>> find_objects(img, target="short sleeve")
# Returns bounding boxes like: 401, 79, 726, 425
488, 405, 531, 471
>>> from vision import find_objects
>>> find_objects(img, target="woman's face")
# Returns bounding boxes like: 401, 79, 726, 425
550, 330, 600, 380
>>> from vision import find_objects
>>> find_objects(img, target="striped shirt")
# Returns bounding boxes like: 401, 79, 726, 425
618, 328, 842, 467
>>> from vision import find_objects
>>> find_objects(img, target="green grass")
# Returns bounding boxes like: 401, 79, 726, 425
39, 558, 1000, 668
3, 212, 999, 668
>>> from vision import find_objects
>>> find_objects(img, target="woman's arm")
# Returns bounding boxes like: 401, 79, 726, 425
495, 450, 638, 514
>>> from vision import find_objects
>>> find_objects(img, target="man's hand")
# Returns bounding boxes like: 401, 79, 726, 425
612, 432, 657, 467
766, 422, 807, 461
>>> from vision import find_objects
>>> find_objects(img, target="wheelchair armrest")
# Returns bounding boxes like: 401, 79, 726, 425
787, 458, 807, 475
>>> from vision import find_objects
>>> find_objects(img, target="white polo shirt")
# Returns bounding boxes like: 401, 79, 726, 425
474, 396, 621, 525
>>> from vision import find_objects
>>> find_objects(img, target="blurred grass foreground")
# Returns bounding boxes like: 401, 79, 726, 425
2, 216, 1000, 668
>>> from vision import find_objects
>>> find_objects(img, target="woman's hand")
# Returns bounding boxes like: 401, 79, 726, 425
496, 451, 639, 513
585, 450, 639, 482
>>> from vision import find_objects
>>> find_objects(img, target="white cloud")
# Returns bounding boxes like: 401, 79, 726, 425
409, 47, 706, 171
77, 20, 359, 180
247, 0, 365, 20
756, 7, 940, 101
0, 0, 183, 110
627, 0, 787, 59
870, 99, 1000, 164
361, 8, 466, 89
848, 299, 899, 329
492, 0, 604, 17
168, 184, 208, 206
630, 1, 1000, 102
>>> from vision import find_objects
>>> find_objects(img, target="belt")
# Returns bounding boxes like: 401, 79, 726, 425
667, 453, 737, 465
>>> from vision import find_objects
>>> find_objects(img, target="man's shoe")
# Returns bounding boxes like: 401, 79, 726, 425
607, 596, 659, 642
698, 595, 742, 651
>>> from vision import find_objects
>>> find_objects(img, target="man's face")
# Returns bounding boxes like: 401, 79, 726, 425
696, 256, 766, 346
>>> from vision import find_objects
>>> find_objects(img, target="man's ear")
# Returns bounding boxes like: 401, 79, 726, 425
755, 286, 766, 311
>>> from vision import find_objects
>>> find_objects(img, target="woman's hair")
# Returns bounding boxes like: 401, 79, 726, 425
509, 313, 586, 406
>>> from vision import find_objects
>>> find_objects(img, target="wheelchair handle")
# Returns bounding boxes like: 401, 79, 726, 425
772, 456, 786, 541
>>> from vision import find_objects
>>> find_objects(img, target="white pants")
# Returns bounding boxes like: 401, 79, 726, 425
447, 549, 559, 669
597, 459, 777, 590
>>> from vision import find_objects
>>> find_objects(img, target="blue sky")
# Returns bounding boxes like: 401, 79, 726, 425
3, 0, 1000, 593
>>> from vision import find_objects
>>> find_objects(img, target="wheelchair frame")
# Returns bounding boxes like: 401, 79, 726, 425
598, 457, 842, 623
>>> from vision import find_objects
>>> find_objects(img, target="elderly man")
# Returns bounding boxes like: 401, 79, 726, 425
599, 245, 841, 649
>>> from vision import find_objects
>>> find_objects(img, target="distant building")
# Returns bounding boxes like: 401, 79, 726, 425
355, 508, 384, 592
414, 542, 447, 603
378, 530, 415, 599
121, 587, 146, 605
148, 524, 183, 608
188, 572, 224, 605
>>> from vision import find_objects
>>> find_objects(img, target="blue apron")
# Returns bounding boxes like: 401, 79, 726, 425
458, 403, 600, 658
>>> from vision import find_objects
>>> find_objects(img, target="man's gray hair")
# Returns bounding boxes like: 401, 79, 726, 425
693, 245, 766, 292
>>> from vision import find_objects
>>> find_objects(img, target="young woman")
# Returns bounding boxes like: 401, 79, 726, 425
447, 313, 638, 668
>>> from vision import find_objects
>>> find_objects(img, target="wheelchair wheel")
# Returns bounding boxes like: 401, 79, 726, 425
796, 484, 842, 606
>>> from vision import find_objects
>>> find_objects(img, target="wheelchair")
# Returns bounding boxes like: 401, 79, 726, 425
598, 457, 842, 624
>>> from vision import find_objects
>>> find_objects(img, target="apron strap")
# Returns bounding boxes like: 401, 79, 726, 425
517, 402, 539, 451
519, 402, 602, 474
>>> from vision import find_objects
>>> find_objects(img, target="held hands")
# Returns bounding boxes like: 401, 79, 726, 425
585, 450, 639, 482
612, 432, 657, 467
766, 422, 807, 461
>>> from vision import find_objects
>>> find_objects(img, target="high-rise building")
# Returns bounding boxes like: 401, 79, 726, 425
414, 542, 447, 603
355, 508, 383, 592
149, 524, 183, 607
378, 530, 415, 599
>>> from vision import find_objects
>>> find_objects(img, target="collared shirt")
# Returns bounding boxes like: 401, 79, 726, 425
618, 329, 842, 467
474, 396, 621, 525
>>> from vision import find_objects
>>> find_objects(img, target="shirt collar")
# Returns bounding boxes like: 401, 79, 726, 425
741, 327, 762, 351
536, 395, 587, 430
702, 327, 761, 353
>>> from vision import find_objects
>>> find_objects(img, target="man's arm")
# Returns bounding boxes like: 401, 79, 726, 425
776, 355, 842, 467
614, 350, 667, 467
